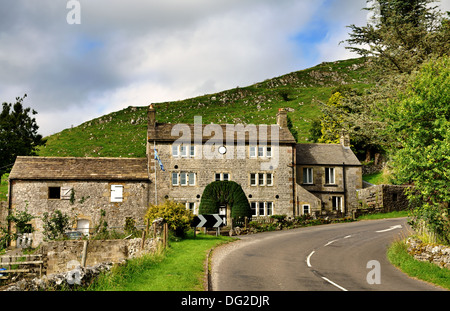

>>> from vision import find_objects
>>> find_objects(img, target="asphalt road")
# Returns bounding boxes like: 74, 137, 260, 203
211, 218, 445, 291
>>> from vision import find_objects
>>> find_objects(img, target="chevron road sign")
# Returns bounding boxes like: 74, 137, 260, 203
192, 214, 224, 228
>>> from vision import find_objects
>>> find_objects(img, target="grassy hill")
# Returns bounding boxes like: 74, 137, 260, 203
37, 57, 375, 158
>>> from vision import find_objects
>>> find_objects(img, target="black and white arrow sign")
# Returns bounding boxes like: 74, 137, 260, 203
192, 214, 224, 228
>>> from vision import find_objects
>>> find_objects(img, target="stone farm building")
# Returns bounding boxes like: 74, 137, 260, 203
5, 105, 362, 247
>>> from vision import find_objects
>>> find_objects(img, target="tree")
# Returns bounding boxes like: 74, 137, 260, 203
145, 200, 194, 237
345, 0, 449, 75
384, 56, 450, 244
0, 94, 46, 176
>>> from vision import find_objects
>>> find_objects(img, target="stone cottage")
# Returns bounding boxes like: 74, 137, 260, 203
5, 104, 362, 246
7, 157, 150, 247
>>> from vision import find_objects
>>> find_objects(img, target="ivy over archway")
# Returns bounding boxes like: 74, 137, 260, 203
198, 181, 251, 218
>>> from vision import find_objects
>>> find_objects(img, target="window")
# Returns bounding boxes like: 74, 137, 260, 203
61, 187, 72, 200
190, 145, 195, 157
250, 146, 272, 158
266, 202, 273, 216
172, 144, 179, 157
215, 173, 230, 181
186, 202, 196, 214
111, 185, 123, 202
251, 201, 274, 216
332, 196, 342, 211
180, 145, 188, 157
250, 202, 257, 216
189, 172, 196, 186
258, 146, 264, 157
172, 172, 179, 186
266, 173, 273, 186
303, 168, 313, 184
259, 202, 266, 216
303, 204, 310, 214
258, 173, 265, 186
250, 173, 257, 186
172, 172, 196, 186
48, 187, 61, 199
325, 167, 335, 184
180, 172, 188, 186
250, 173, 273, 186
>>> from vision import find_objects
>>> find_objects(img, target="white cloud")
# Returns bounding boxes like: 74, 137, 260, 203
2, 0, 408, 136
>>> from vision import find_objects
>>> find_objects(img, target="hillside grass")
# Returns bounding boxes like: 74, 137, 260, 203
87, 233, 233, 291
37, 57, 375, 158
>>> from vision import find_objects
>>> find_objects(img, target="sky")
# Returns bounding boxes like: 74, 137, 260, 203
1, 0, 449, 137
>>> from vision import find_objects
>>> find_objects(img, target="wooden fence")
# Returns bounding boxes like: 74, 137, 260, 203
0, 254, 44, 281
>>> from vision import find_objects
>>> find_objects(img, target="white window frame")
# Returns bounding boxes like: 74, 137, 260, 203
188, 172, 196, 186
249, 146, 257, 158
110, 185, 123, 203
250, 173, 257, 186
266, 173, 273, 186
180, 172, 188, 186
172, 172, 179, 186
172, 144, 179, 157
186, 202, 196, 214
258, 173, 265, 186
266, 146, 272, 158
303, 167, 313, 184
332, 196, 342, 211
180, 144, 188, 158
302, 204, 310, 215
190, 145, 195, 157
250, 202, 257, 216
258, 146, 264, 157
266, 202, 273, 216
325, 167, 335, 184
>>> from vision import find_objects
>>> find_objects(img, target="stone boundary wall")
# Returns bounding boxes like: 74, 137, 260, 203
406, 238, 450, 269
1, 236, 162, 291
40, 237, 161, 275
0, 201, 7, 228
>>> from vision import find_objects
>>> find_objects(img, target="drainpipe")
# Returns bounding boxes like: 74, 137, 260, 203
7, 177, 13, 248
343, 162, 347, 216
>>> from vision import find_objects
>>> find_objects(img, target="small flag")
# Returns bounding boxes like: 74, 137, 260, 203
154, 149, 165, 171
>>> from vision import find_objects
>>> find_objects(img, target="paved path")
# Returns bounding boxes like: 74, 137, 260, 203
211, 218, 445, 291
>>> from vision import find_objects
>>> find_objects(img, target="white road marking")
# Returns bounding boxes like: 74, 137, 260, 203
376, 225, 402, 233
321, 277, 348, 291
306, 250, 315, 267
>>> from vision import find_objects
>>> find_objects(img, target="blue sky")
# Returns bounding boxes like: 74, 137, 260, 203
0, 0, 449, 136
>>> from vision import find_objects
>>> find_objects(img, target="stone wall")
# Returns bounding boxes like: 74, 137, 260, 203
0, 201, 7, 229
356, 184, 410, 213
406, 238, 450, 269
40, 236, 161, 275
9, 179, 150, 247
150, 141, 295, 217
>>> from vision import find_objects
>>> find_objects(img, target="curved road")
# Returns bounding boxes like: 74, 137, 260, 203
211, 218, 445, 291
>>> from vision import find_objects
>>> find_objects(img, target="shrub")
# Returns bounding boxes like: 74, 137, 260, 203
42, 210, 70, 241
145, 200, 194, 237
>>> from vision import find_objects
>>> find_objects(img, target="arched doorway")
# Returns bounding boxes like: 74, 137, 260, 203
198, 181, 251, 227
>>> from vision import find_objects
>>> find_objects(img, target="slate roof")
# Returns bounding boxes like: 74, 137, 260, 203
9, 156, 149, 181
296, 144, 361, 166
148, 123, 297, 144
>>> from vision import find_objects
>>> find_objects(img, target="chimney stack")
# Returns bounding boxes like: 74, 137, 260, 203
276, 108, 287, 128
340, 130, 350, 149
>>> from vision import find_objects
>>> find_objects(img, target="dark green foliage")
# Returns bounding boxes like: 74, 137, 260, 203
0, 94, 46, 176
198, 181, 251, 218
41, 210, 70, 241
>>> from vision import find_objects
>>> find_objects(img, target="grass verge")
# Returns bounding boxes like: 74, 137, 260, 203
357, 210, 409, 220
87, 232, 233, 291
387, 240, 450, 290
